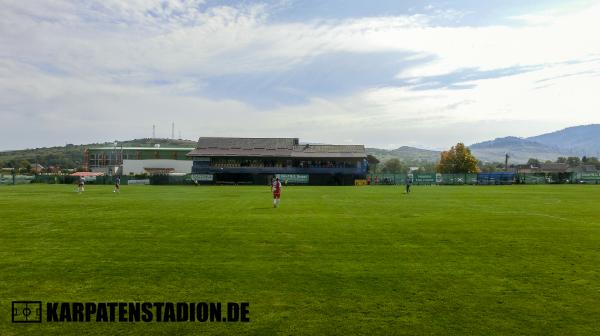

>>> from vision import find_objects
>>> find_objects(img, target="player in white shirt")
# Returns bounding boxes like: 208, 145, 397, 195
78, 176, 85, 193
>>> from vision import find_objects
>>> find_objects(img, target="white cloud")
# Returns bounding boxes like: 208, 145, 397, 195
1, 1, 600, 150
4, 1, 600, 78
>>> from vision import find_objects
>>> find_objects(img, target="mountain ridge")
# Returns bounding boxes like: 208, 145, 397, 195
468, 124, 600, 163
526, 124, 600, 156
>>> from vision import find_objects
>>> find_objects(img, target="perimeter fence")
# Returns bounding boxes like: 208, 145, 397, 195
2, 172, 600, 186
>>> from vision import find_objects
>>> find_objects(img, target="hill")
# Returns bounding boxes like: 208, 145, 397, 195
366, 146, 440, 163
468, 124, 600, 163
527, 124, 600, 156
469, 136, 566, 163
0, 138, 196, 169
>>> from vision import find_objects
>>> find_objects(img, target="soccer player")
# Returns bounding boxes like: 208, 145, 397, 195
272, 177, 282, 208
405, 177, 412, 194
78, 176, 85, 193
113, 176, 121, 193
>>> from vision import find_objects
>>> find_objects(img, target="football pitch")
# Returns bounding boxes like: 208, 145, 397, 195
1, 184, 599, 335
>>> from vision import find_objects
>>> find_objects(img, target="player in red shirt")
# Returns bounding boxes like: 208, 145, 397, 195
272, 177, 282, 208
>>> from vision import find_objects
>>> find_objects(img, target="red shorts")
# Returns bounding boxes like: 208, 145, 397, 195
273, 192, 281, 199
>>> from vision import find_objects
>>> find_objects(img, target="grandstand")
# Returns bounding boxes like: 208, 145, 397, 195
187, 137, 367, 185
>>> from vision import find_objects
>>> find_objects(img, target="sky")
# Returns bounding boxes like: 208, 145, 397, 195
1, 0, 600, 150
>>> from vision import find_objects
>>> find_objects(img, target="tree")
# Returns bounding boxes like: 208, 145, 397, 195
436, 143, 479, 173
366, 154, 380, 165
18, 159, 30, 173
478, 161, 500, 173
382, 158, 405, 173
419, 162, 437, 173
526, 158, 540, 166
366, 154, 380, 173
556, 157, 567, 163
582, 156, 600, 168
566, 156, 581, 167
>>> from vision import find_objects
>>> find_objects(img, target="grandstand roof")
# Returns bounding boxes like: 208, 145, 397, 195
539, 163, 569, 173
187, 137, 366, 158
195, 137, 298, 149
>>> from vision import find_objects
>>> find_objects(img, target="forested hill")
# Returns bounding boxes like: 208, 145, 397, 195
366, 146, 441, 163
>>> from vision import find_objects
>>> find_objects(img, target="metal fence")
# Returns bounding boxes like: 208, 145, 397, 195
0, 174, 34, 185
367, 172, 600, 185
30, 175, 129, 185
368, 173, 478, 185
572, 172, 600, 184
4, 172, 600, 185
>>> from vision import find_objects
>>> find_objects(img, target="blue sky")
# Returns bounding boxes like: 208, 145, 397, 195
267, 0, 572, 25
1, 0, 600, 150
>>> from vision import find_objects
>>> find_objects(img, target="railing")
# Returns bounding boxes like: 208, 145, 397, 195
192, 166, 366, 175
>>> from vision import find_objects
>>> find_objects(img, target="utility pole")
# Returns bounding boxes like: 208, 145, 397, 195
505, 153, 510, 171
111, 141, 117, 176
152, 124, 156, 139
171, 122, 175, 139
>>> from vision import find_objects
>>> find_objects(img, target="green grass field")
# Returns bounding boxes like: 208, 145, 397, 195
1, 184, 599, 335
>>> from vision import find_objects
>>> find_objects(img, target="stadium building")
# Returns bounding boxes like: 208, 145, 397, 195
187, 137, 367, 185
85, 145, 194, 175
